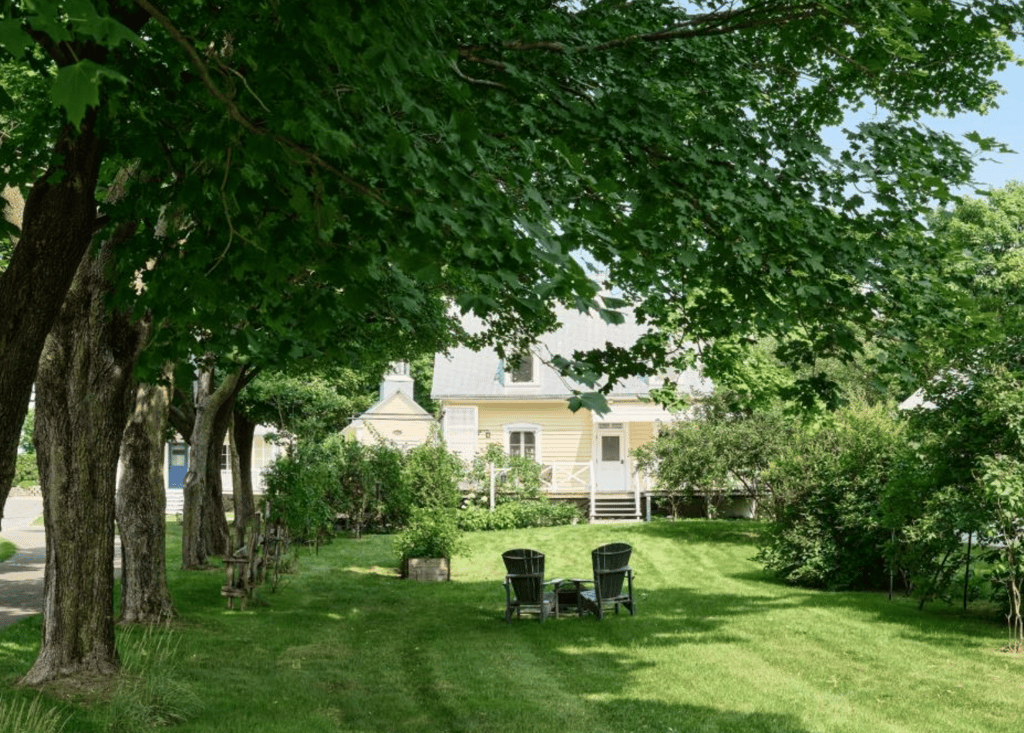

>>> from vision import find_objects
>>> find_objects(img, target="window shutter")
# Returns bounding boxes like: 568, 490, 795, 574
443, 406, 478, 461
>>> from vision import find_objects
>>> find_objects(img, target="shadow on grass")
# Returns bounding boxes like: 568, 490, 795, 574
315, 568, 793, 654
606, 518, 765, 546
724, 569, 1009, 650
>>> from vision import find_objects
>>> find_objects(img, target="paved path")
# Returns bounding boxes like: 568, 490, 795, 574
0, 495, 45, 629
1, 493, 125, 630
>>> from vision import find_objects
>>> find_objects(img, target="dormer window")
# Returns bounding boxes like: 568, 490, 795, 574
505, 353, 540, 387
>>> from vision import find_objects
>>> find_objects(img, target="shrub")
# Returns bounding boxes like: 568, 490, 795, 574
457, 500, 582, 531
977, 455, 1024, 651
394, 508, 469, 567
401, 434, 464, 515
756, 401, 904, 590
19, 409, 34, 454
634, 393, 794, 519
883, 369, 1024, 612
14, 452, 39, 487
321, 435, 406, 537
263, 441, 336, 546
266, 435, 415, 542
465, 444, 544, 507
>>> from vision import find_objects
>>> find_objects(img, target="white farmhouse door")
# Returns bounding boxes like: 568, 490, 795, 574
594, 426, 627, 492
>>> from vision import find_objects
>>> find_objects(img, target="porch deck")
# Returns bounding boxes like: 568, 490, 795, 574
484, 461, 758, 521
485, 461, 653, 521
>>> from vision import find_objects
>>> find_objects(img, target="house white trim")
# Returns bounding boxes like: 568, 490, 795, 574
503, 422, 542, 462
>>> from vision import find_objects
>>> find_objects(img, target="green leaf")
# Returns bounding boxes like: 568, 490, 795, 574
49, 60, 126, 127
0, 19, 34, 59
25, 8, 74, 44
576, 391, 610, 416
66, 0, 145, 48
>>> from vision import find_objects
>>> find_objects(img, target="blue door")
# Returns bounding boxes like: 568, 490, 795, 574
167, 442, 189, 488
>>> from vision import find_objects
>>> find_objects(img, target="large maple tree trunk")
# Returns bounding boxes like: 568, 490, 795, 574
181, 367, 242, 569
231, 409, 258, 545
202, 394, 234, 557
117, 377, 176, 624
0, 114, 102, 529
22, 229, 143, 686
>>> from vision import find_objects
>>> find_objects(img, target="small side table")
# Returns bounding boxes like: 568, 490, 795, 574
557, 579, 590, 617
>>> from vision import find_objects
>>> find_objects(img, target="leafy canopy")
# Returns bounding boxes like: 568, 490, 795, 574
1, 1, 1021, 405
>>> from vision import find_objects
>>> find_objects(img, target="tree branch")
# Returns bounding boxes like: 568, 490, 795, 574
133, 0, 388, 207
459, 2, 825, 59
449, 60, 508, 90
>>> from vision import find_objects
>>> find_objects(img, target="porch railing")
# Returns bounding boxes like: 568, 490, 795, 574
485, 460, 655, 520
540, 462, 591, 492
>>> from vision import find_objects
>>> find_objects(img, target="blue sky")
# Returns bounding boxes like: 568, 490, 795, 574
922, 44, 1024, 192
816, 40, 1022, 205
854, 40, 1023, 193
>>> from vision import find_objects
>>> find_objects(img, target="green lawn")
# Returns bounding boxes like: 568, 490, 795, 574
0, 520, 1020, 732
0, 540, 14, 564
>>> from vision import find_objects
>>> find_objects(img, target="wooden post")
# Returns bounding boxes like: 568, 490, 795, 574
489, 462, 496, 510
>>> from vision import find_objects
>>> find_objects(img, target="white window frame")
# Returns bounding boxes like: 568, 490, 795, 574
504, 353, 541, 388
504, 423, 542, 462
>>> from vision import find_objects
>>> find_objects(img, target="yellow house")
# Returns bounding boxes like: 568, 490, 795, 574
341, 363, 435, 450
432, 308, 710, 521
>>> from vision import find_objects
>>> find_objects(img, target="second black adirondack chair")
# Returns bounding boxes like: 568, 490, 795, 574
502, 548, 561, 623
578, 542, 636, 620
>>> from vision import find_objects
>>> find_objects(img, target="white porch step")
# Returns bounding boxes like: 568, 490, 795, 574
591, 497, 641, 521
165, 489, 184, 515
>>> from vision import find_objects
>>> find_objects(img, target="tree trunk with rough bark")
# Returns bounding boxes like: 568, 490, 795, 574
0, 114, 103, 529
202, 392, 234, 557
180, 367, 242, 569
231, 409, 258, 546
117, 376, 176, 624
22, 227, 144, 686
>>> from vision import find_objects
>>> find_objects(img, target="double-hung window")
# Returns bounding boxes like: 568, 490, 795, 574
509, 430, 536, 458
505, 423, 541, 461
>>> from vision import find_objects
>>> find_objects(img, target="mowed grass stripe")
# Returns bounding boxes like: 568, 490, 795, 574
1, 518, 1020, 732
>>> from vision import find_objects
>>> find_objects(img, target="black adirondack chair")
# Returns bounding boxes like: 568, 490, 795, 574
578, 542, 636, 620
502, 548, 561, 623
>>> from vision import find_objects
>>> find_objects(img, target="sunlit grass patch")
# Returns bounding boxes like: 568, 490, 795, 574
0, 519, 1020, 732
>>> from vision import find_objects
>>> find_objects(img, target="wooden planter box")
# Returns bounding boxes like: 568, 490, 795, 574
404, 557, 450, 582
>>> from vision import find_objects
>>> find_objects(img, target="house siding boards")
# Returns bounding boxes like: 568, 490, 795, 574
465, 400, 665, 461
432, 306, 712, 519
341, 390, 435, 450
628, 421, 656, 453
463, 400, 594, 464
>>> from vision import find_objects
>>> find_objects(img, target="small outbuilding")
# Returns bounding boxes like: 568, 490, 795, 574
341, 363, 435, 450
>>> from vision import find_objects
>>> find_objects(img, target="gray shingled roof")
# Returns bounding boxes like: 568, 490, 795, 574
431, 306, 711, 400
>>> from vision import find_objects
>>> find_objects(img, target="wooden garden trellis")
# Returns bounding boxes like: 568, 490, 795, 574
221, 504, 291, 610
